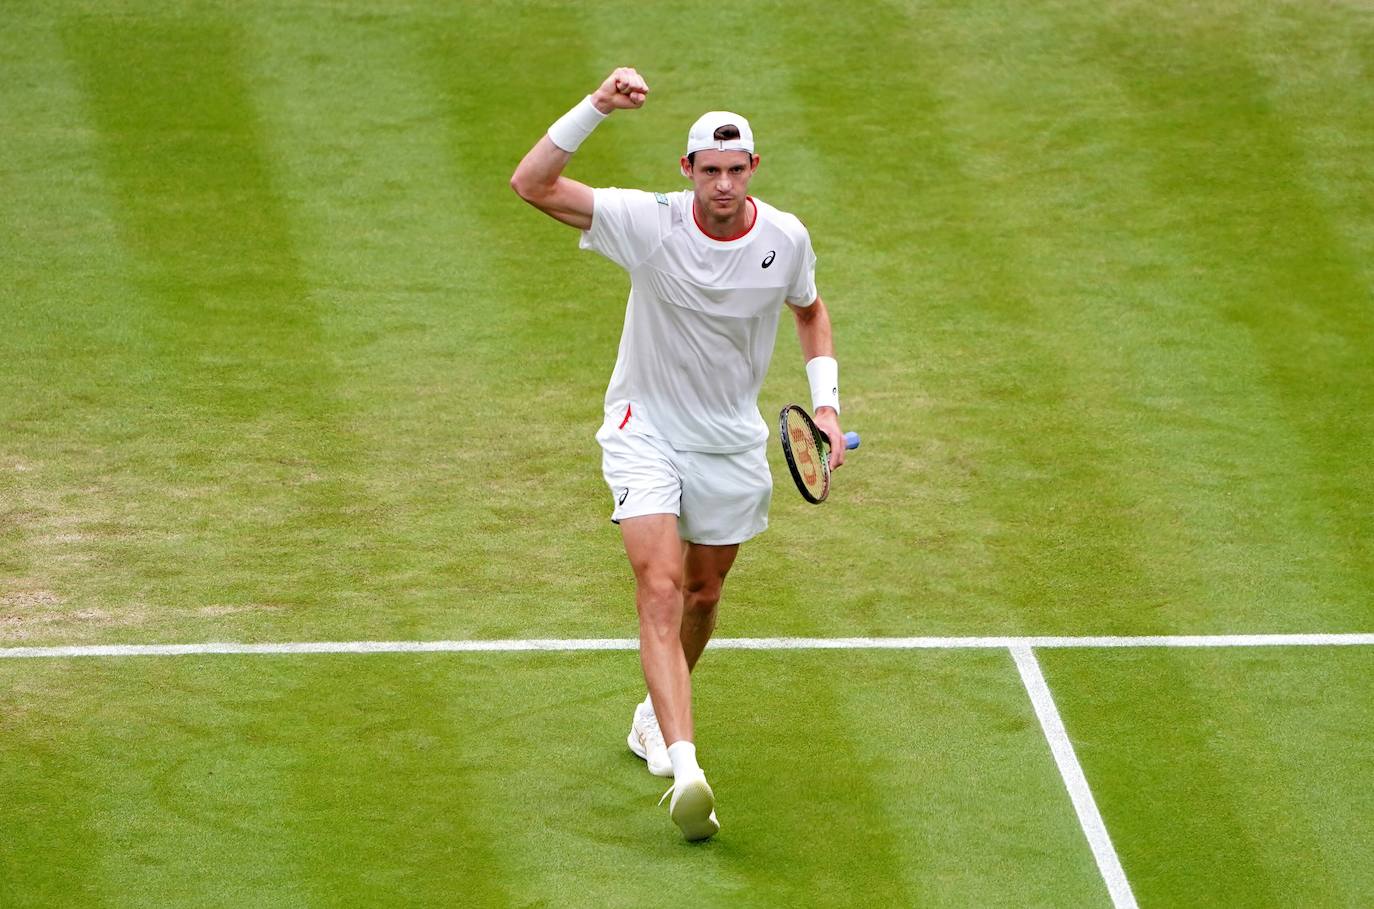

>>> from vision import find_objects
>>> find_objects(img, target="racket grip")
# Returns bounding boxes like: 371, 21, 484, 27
844, 431, 861, 450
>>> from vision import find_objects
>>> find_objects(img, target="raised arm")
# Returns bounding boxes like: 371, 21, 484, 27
788, 295, 846, 469
509, 67, 650, 231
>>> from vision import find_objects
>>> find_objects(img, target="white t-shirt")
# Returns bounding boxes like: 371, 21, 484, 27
580, 188, 818, 453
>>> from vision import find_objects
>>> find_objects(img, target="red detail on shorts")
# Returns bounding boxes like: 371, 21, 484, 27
692, 197, 757, 241
618, 404, 632, 429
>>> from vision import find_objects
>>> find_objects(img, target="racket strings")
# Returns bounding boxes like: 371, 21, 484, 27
785, 409, 828, 499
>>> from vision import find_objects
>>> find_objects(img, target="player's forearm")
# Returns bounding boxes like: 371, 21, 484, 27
793, 296, 841, 419
511, 86, 619, 199
793, 296, 836, 362
510, 103, 601, 229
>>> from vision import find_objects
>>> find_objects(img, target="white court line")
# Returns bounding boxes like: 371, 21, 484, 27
1, 632, 1371, 659
1012, 645, 1139, 909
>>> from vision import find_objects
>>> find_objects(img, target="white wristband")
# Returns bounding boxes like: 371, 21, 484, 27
547, 95, 608, 153
805, 356, 840, 414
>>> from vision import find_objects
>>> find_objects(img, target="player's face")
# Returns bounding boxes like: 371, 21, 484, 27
682, 150, 759, 221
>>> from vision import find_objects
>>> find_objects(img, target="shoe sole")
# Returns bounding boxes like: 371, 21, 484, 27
627, 729, 674, 778
670, 778, 719, 842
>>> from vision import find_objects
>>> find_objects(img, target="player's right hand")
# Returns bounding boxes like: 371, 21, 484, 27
814, 406, 846, 471
592, 67, 649, 113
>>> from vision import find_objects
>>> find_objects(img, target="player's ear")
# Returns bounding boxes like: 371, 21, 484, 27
680, 156, 693, 179
750, 154, 760, 173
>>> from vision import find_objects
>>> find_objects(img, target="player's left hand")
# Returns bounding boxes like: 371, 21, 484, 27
814, 406, 845, 470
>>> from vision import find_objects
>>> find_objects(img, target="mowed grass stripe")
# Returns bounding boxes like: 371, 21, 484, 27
780, 0, 1374, 632
700, 649, 1110, 907
699, 652, 921, 908
238, 11, 610, 897
235, 5, 570, 646
1241, 0, 1374, 270
54, 15, 376, 637
234, 5, 488, 645
786, 1, 1170, 635
423, 4, 650, 637
913, 0, 1279, 634
0, 656, 519, 907
919, 0, 1357, 632
1130, 662, 1309, 908
1096, 0, 1374, 625
1076, 8, 1374, 900
1042, 647, 1374, 906
62, 16, 327, 414
898, 0, 1368, 633
55, 14, 357, 902
0, 664, 107, 905
0, 7, 80, 607
0, 6, 185, 633
767, 1, 1011, 634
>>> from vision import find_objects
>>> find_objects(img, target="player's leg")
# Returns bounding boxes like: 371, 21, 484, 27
641, 448, 764, 840
676, 442, 771, 674
597, 412, 682, 778
623, 538, 734, 772
681, 542, 739, 671
619, 514, 693, 748
621, 512, 718, 840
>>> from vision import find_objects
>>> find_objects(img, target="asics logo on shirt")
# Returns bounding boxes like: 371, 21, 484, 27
761, 250, 776, 268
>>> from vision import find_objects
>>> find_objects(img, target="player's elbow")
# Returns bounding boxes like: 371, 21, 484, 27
509, 171, 533, 201
510, 172, 551, 208
792, 299, 822, 325
510, 161, 535, 197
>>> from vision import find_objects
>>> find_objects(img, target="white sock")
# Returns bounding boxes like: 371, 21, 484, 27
643, 693, 655, 713
667, 740, 701, 780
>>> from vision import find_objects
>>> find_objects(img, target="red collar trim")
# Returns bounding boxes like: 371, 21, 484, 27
692, 197, 756, 242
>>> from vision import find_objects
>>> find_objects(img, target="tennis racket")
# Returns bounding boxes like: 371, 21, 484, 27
778, 404, 860, 504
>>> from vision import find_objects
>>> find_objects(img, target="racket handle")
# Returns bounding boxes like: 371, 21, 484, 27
844, 431, 861, 450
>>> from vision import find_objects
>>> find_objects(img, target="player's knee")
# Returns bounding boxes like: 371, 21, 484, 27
637, 576, 682, 621
683, 583, 721, 615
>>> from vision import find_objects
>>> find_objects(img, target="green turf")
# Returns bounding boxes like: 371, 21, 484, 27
0, 650, 1113, 908
4, 0, 1371, 646
1043, 647, 1374, 906
3, 0, 1373, 904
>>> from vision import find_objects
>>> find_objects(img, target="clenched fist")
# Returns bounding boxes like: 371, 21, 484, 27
591, 67, 649, 114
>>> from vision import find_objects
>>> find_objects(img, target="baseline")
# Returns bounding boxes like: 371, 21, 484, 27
1, 632, 1372, 659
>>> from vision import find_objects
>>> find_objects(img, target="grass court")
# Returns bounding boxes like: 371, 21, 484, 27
2, 0, 1372, 905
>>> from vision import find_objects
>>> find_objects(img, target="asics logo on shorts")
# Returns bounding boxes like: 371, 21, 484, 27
618, 488, 630, 506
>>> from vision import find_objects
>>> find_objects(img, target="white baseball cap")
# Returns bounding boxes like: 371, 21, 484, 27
686, 111, 755, 155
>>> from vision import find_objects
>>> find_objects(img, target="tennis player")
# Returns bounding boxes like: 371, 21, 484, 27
510, 67, 845, 841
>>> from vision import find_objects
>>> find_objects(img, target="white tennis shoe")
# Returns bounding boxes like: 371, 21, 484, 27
659, 772, 719, 842
627, 700, 673, 777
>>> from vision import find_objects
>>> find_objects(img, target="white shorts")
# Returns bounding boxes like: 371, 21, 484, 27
595, 404, 772, 546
